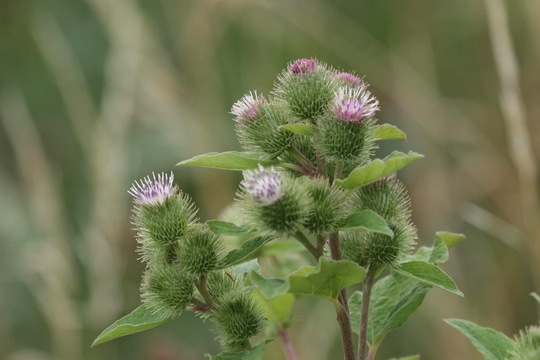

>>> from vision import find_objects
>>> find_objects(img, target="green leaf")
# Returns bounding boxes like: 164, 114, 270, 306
349, 273, 430, 344
371, 124, 407, 141
207, 220, 252, 236
446, 319, 514, 360
339, 210, 394, 237
436, 231, 466, 248
250, 271, 289, 299
531, 292, 540, 304
220, 236, 274, 268
428, 234, 450, 264
92, 305, 170, 346
394, 261, 463, 296
251, 258, 365, 300
206, 341, 266, 360
288, 258, 365, 299
177, 151, 277, 171
258, 240, 305, 256
335, 151, 424, 190
279, 123, 315, 136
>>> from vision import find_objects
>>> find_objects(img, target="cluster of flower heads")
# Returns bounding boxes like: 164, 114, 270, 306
230, 58, 382, 172
122, 58, 418, 354
128, 172, 264, 351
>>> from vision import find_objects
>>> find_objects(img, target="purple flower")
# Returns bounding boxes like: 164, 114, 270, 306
289, 58, 317, 75
129, 172, 176, 206
230, 91, 265, 122
331, 86, 380, 122
335, 72, 364, 88
242, 165, 282, 205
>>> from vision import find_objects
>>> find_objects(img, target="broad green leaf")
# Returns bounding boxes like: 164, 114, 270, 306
232, 259, 260, 277
394, 261, 463, 296
253, 290, 295, 328
371, 124, 407, 141
279, 123, 315, 136
436, 231, 466, 248
221, 236, 274, 268
336, 151, 424, 189
288, 258, 365, 299
251, 258, 365, 300
250, 271, 289, 299
376, 282, 430, 336
531, 292, 540, 304
258, 240, 305, 256
428, 235, 449, 264
349, 273, 430, 344
446, 319, 514, 360
207, 220, 252, 236
177, 151, 277, 171
206, 341, 266, 360
339, 210, 394, 236
92, 305, 170, 346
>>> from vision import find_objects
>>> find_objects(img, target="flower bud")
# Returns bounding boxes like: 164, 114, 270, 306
510, 326, 540, 360
335, 71, 365, 88
349, 176, 411, 224
130, 172, 197, 266
212, 291, 265, 351
361, 221, 416, 267
317, 86, 378, 165
235, 99, 294, 159
304, 177, 346, 235
141, 266, 195, 319
240, 166, 310, 236
177, 224, 224, 276
340, 231, 368, 267
275, 58, 337, 120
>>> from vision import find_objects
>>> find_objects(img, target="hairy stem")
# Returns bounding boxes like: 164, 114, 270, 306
329, 232, 355, 360
358, 266, 377, 360
287, 146, 316, 172
279, 328, 298, 360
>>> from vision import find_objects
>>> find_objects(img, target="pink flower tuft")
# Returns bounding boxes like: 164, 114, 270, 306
331, 86, 379, 122
241, 165, 282, 205
129, 172, 176, 206
289, 58, 317, 75
335, 72, 364, 88
230, 91, 265, 122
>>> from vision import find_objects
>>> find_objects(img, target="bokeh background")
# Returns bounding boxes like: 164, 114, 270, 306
1, 0, 539, 359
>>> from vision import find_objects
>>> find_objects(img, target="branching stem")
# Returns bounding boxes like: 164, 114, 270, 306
196, 275, 214, 309
358, 265, 377, 360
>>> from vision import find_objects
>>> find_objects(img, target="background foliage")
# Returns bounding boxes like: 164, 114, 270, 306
0, 0, 538, 359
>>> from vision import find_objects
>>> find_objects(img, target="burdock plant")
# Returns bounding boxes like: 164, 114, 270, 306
93, 58, 467, 360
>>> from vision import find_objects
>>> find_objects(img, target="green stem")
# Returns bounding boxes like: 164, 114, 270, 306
358, 266, 377, 360
287, 146, 316, 172
366, 342, 380, 360
329, 232, 355, 360
196, 275, 213, 308
294, 231, 320, 259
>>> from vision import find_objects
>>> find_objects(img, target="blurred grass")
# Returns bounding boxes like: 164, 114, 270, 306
0, 0, 538, 359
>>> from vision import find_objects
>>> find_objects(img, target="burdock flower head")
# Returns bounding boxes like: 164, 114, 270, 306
230, 91, 265, 123
289, 58, 317, 74
129, 172, 176, 206
335, 71, 364, 88
241, 165, 282, 206
332, 86, 380, 122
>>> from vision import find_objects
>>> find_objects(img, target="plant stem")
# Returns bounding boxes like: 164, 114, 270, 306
334, 160, 343, 182
328, 232, 355, 360
287, 146, 316, 172
278, 328, 298, 360
357, 266, 377, 360
294, 231, 320, 259
196, 275, 213, 308
366, 342, 380, 360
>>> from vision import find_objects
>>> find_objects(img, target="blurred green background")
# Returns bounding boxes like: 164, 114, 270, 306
1, 0, 539, 359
